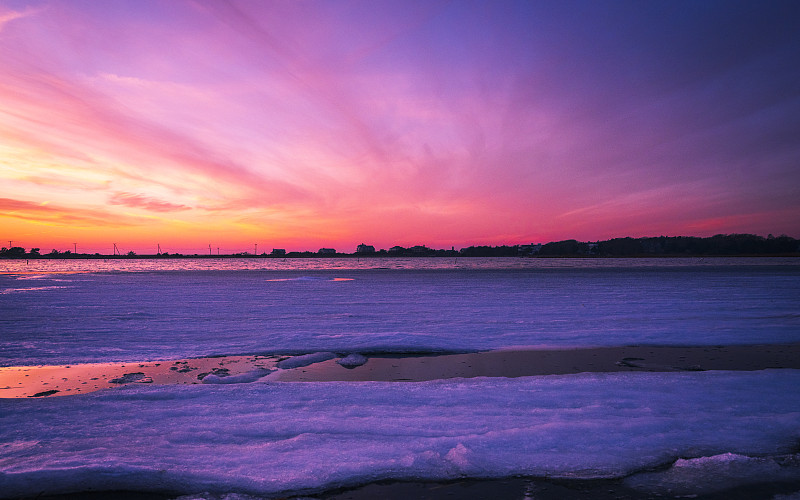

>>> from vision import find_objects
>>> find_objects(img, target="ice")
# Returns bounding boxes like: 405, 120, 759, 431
1, 370, 800, 498
624, 453, 800, 495
2, 265, 799, 367
336, 353, 367, 368
201, 369, 273, 384
275, 352, 337, 369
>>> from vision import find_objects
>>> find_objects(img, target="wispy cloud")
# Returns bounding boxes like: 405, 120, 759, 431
0, 6, 39, 32
0, 197, 146, 227
109, 192, 191, 213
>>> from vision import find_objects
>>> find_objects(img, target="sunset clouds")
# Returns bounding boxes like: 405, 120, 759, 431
1, 0, 799, 253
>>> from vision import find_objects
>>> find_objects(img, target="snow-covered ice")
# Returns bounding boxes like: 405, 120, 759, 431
2, 263, 799, 366
2, 259, 799, 497
2, 370, 800, 498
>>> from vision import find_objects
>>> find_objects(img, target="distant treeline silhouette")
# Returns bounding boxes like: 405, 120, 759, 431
1, 234, 798, 259
537, 234, 799, 257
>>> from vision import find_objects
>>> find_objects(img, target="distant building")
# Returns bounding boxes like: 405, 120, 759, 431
388, 246, 405, 253
271, 249, 286, 256
356, 243, 375, 254
518, 243, 542, 255
318, 248, 336, 254
410, 245, 428, 254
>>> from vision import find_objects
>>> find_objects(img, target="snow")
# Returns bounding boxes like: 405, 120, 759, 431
2, 370, 800, 498
2, 259, 799, 497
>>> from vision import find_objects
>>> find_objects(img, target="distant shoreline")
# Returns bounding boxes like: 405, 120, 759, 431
3, 234, 799, 259
2, 253, 799, 260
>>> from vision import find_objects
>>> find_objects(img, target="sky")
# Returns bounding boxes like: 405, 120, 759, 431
1, 0, 799, 254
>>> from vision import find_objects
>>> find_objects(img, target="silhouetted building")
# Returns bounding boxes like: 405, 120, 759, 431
356, 243, 375, 254
518, 244, 542, 255
271, 249, 286, 256
318, 248, 336, 254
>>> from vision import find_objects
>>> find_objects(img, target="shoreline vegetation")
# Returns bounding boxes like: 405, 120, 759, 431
2, 233, 799, 259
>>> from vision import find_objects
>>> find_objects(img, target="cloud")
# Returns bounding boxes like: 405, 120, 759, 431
0, 198, 146, 227
0, 6, 38, 32
109, 192, 191, 213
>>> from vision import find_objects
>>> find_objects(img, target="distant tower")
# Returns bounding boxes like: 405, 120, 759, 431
157, 243, 161, 255
254, 243, 258, 255
73, 243, 77, 253
113, 243, 120, 256
209, 244, 212, 255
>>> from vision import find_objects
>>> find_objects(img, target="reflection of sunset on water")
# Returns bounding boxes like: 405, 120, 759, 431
0, 355, 281, 398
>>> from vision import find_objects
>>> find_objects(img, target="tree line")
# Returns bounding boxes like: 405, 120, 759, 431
1, 234, 798, 259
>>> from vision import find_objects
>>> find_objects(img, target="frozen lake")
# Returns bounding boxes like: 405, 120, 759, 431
1, 258, 799, 366
1, 257, 800, 499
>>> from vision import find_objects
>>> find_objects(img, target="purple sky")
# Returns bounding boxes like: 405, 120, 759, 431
1, 0, 798, 253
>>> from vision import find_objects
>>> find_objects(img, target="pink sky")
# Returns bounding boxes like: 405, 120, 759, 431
1, 0, 799, 254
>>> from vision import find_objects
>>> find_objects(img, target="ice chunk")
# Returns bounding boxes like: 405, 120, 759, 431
276, 352, 336, 369
336, 353, 367, 368
201, 369, 273, 384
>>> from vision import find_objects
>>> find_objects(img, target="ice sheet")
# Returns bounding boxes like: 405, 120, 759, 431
2, 370, 799, 498
2, 266, 800, 366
